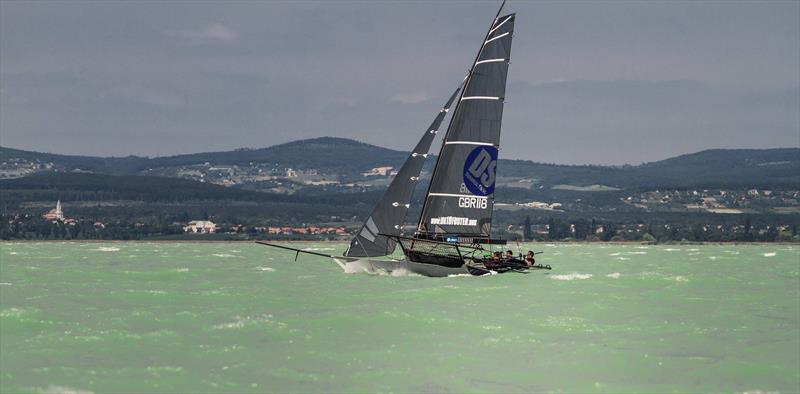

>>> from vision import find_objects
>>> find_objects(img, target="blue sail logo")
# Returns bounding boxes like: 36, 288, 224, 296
462, 146, 497, 196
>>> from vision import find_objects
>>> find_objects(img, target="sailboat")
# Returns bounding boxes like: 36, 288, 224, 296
259, 1, 551, 276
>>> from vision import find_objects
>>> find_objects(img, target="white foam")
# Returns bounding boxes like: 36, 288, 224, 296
615, 257, 630, 261
629, 251, 647, 255
255, 266, 275, 272
763, 252, 776, 257
9, 252, 17, 255
94, 247, 120, 252
609, 252, 621, 256
212, 253, 240, 258
606, 272, 621, 279
38, 385, 94, 394
664, 248, 681, 252
213, 314, 273, 330
551, 272, 593, 281
0, 282, 12, 286
670, 276, 689, 282
176, 268, 189, 273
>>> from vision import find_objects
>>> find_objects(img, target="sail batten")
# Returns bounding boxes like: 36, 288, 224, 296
417, 12, 515, 237
344, 84, 462, 257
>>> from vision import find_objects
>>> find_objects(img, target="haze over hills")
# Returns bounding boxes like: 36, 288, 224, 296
2, 137, 799, 192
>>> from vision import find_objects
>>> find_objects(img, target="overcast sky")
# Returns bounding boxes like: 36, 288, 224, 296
1, 0, 798, 165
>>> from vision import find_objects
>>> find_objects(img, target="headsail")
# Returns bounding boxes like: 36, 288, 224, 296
344, 85, 462, 257
417, 11, 516, 237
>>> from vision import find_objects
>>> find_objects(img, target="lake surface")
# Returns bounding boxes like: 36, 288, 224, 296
1, 242, 798, 393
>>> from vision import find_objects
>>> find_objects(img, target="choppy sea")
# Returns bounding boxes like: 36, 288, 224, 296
1, 242, 798, 393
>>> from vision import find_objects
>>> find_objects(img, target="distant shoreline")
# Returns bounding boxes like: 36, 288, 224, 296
0, 240, 796, 246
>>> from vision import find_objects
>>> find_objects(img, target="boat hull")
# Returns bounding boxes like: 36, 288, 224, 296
332, 257, 491, 277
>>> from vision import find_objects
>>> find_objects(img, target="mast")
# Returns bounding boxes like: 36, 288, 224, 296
416, 1, 515, 238
416, 2, 507, 232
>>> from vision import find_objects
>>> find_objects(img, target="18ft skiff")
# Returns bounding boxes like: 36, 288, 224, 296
260, 1, 552, 276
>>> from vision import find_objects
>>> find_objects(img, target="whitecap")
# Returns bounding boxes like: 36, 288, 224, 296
255, 266, 275, 272
763, 252, 776, 257
38, 385, 94, 394
628, 251, 647, 255
212, 253, 240, 258
446, 273, 477, 278
0, 282, 12, 286
606, 272, 621, 279
670, 276, 689, 282
609, 252, 621, 256
9, 252, 17, 255
176, 268, 189, 273
615, 257, 630, 261
94, 247, 120, 252
551, 272, 593, 281
663, 248, 681, 252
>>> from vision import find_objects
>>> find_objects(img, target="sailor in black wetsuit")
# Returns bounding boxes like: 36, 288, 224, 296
503, 250, 528, 268
525, 251, 535, 267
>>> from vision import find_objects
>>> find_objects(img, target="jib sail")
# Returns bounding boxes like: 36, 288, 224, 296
345, 85, 462, 257
417, 13, 516, 237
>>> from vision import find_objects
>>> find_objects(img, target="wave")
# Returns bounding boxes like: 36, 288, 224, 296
551, 272, 593, 281
763, 252, 777, 257
606, 272, 621, 279
255, 266, 275, 272
94, 247, 120, 252
37, 385, 94, 394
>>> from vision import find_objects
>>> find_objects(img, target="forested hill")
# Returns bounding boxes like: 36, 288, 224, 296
1, 137, 798, 190
0, 137, 408, 175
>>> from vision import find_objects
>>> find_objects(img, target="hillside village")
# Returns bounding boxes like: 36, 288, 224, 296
1, 139, 798, 242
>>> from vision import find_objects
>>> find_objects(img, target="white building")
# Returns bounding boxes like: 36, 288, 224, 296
183, 220, 217, 234
42, 200, 65, 221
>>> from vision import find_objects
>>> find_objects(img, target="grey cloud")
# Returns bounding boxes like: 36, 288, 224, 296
165, 23, 239, 43
1, 1, 798, 164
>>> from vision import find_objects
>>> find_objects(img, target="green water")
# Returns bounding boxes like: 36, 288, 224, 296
0, 242, 798, 393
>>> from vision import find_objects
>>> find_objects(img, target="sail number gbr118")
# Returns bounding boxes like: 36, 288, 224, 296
458, 196, 488, 209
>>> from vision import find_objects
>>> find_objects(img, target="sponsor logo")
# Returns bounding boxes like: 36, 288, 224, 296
430, 216, 478, 226
463, 146, 497, 196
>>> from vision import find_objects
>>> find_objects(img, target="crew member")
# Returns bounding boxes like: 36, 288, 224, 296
524, 251, 536, 267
